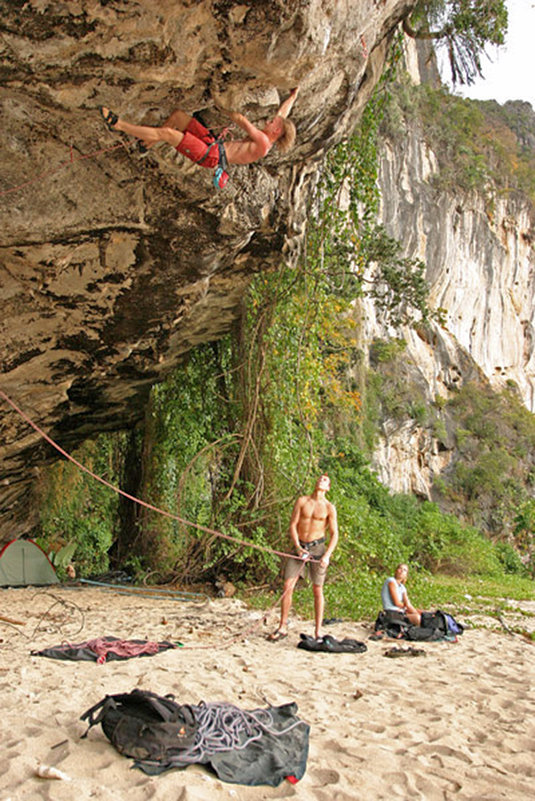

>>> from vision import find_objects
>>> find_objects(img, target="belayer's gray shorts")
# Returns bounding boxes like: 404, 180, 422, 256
283, 540, 327, 586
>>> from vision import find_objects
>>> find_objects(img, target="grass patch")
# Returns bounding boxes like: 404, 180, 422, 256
244, 571, 534, 624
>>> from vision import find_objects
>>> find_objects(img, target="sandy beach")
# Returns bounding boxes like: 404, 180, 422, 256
1, 585, 534, 801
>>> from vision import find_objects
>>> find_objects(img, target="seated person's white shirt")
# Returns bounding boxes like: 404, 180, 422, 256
381, 577, 407, 611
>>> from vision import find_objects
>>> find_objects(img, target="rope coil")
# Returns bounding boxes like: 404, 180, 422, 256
166, 701, 307, 764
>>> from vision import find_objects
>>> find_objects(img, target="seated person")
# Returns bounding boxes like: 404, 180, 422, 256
381, 563, 421, 626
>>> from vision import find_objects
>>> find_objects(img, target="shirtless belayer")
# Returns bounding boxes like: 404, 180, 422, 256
268, 474, 339, 642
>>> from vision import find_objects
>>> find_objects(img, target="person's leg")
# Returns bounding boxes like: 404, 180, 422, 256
139, 110, 207, 150
268, 554, 305, 640
130, 109, 194, 152
100, 107, 187, 149
312, 583, 325, 639
278, 576, 298, 633
308, 545, 327, 638
405, 605, 421, 626
160, 109, 194, 131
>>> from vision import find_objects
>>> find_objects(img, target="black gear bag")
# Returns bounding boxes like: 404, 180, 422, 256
80, 688, 197, 766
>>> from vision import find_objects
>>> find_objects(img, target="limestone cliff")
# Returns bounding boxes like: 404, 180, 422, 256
365, 45, 535, 499
0, 0, 416, 540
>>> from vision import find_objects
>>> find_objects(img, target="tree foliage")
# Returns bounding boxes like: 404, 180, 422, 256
403, 0, 508, 85
381, 81, 535, 204
36, 433, 126, 577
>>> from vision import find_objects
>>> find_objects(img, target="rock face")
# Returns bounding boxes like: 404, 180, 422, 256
365, 51, 535, 497
378, 131, 535, 407
0, 0, 415, 540
365, 318, 486, 499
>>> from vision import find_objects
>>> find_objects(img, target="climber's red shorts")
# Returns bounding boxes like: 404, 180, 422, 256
176, 118, 220, 169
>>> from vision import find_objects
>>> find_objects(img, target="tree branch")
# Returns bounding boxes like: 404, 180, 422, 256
402, 16, 447, 40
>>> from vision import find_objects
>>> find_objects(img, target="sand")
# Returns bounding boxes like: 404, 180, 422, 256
1, 585, 534, 801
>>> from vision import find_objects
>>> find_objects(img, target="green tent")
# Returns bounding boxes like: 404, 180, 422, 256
0, 539, 58, 587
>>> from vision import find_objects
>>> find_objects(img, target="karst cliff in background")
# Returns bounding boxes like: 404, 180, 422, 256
365, 52, 535, 500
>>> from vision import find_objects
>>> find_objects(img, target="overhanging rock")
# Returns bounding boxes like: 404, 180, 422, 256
0, 0, 415, 539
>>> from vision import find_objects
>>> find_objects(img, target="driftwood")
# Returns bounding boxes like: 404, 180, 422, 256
496, 613, 515, 635
496, 611, 534, 644
0, 613, 25, 626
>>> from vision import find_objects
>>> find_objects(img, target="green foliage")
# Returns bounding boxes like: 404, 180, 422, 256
405, 1, 508, 85
362, 338, 535, 571
365, 227, 437, 327
512, 499, 535, 576
494, 541, 528, 576
274, 551, 533, 624
432, 418, 448, 442
50, 539, 77, 568
365, 348, 436, 429
408, 571, 534, 612
408, 503, 503, 576
37, 433, 126, 576
316, 440, 508, 589
364, 345, 535, 552
440, 382, 535, 535
369, 337, 407, 364
382, 82, 535, 204
129, 343, 281, 582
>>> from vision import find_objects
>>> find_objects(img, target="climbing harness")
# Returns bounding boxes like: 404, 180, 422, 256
193, 111, 230, 189
213, 142, 229, 189
196, 141, 229, 188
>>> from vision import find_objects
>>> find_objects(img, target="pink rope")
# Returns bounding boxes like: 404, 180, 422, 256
0, 387, 311, 563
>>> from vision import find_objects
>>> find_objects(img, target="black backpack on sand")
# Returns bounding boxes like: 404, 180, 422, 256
80, 689, 197, 765
420, 610, 447, 633
404, 624, 444, 641
374, 609, 411, 637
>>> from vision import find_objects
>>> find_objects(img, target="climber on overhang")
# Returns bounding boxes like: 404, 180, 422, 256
99, 87, 299, 188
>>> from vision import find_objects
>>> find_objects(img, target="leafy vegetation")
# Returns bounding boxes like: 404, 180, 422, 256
403, 1, 508, 85
363, 345, 535, 576
311, 46, 442, 330
445, 383, 535, 552
251, 552, 533, 623
319, 572, 533, 624
35, 433, 126, 578
381, 81, 535, 203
